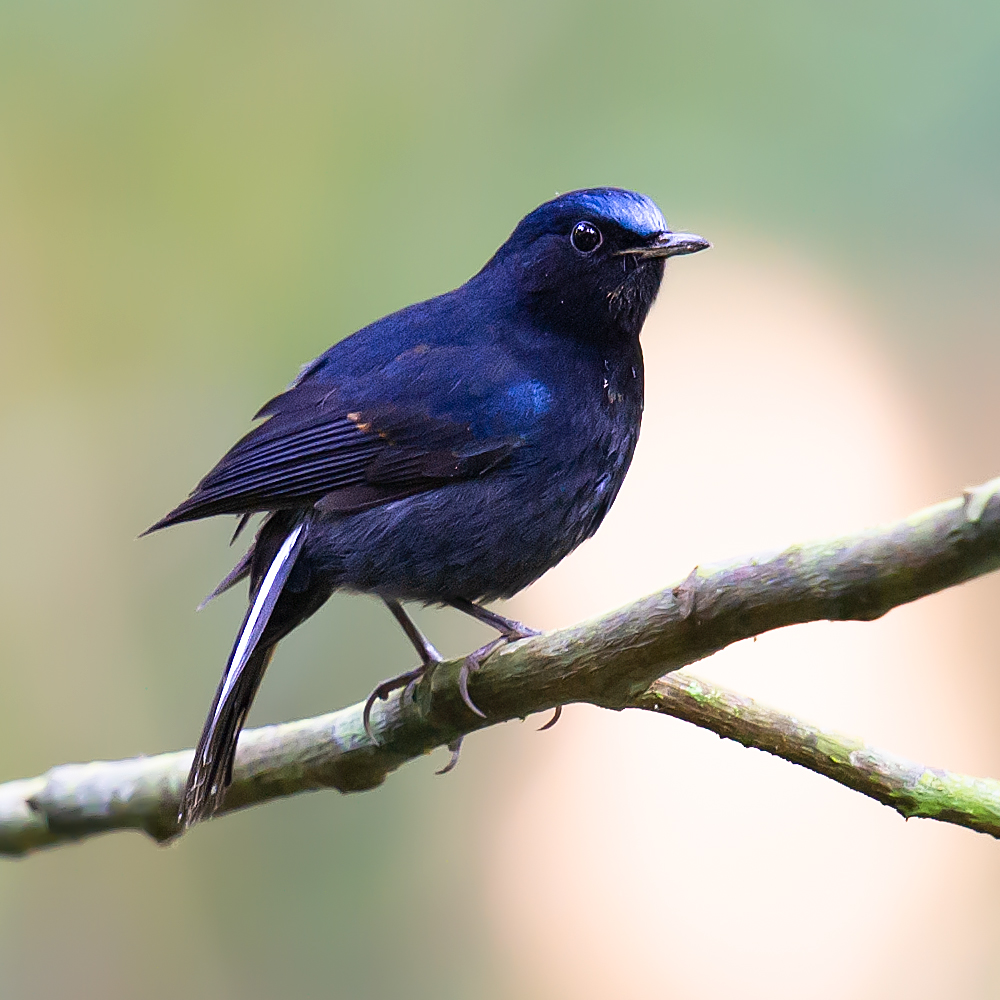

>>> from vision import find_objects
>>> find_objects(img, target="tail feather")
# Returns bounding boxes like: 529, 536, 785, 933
179, 520, 308, 828
197, 545, 254, 611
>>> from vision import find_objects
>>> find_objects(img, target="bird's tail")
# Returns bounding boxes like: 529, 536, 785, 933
179, 519, 309, 829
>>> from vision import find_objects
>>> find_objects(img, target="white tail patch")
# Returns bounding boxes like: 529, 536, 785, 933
212, 522, 306, 727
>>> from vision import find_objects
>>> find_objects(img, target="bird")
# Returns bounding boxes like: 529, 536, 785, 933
147, 187, 709, 828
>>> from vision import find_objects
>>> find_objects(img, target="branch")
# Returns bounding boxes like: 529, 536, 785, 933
3, 476, 1000, 857
637, 675, 1000, 836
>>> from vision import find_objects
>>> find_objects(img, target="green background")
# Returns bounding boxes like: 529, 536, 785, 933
1, 3, 999, 997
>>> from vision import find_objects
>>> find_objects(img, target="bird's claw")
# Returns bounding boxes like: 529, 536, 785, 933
457, 635, 509, 718
435, 736, 464, 775
363, 665, 426, 741
537, 704, 562, 730
455, 619, 540, 719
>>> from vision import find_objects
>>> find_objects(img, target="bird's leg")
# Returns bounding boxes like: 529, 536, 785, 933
448, 598, 540, 640
447, 599, 542, 719
363, 599, 443, 740
385, 597, 443, 670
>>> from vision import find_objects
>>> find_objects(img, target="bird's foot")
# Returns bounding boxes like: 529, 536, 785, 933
363, 665, 429, 741
366, 598, 447, 741
456, 618, 540, 719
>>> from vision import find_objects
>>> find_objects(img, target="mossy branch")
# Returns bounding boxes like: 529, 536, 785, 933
2, 476, 1000, 857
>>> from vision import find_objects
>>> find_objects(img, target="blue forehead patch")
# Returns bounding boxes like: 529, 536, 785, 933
550, 188, 667, 236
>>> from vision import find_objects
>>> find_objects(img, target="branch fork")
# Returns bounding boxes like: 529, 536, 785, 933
3, 477, 1000, 856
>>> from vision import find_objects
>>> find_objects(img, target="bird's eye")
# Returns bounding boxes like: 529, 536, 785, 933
571, 221, 602, 254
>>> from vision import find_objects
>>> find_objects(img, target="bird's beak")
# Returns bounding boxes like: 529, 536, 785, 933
620, 231, 711, 259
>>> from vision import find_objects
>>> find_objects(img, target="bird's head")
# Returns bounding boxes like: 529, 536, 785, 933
486, 188, 708, 341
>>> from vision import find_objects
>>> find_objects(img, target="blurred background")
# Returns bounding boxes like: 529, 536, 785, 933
2, 2, 1000, 997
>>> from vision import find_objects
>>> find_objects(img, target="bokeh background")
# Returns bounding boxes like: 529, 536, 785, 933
2, 2, 1000, 997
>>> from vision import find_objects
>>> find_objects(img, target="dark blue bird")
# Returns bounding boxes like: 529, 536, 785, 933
148, 187, 709, 827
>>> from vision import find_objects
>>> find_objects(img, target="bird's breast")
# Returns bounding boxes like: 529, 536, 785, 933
514, 346, 643, 550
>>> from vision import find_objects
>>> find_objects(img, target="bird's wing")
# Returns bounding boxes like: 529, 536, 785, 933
146, 346, 534, 532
